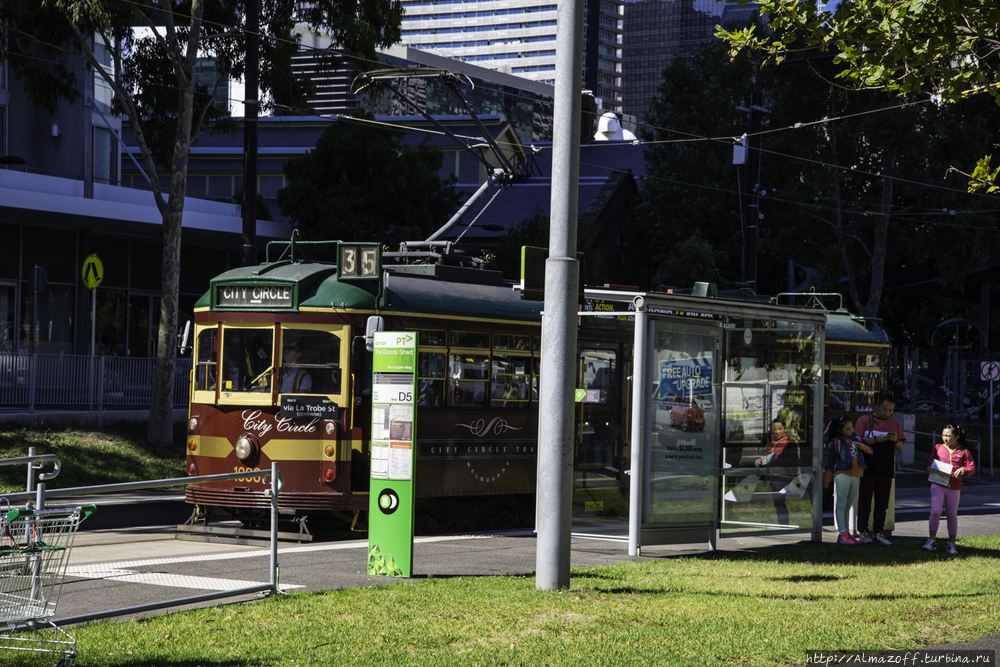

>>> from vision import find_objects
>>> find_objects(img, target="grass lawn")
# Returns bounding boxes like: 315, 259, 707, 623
0, 423, 186, 493
6, 534, 998, 667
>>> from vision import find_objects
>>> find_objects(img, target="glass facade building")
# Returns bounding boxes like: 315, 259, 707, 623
398, 0, 623, 114
621, 0, 755, 124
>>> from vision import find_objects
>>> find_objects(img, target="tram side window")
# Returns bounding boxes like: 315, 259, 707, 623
856, 370, 880, 411
417, 336, 446, 407
492, 334, 532, 406
280, 329, 342, 395
222, 328, 274, 393
448, 331, 490, 406
195, 328, 218, 391
827, 369, 855, 411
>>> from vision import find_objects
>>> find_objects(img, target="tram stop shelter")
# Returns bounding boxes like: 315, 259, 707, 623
574, 288, 829, 555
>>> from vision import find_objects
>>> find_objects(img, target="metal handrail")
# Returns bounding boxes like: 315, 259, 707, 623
0, 459, 285, 627
0, 470, 284, 505
0, 453, 60, 481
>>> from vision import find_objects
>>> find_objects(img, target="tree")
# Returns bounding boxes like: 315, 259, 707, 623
639, 37, 1000, 331
636, 40, 754, 290
0, 0, 403, 445
277, 115, 461, 248
718, 0, 1000, 189
488, 206, 606, 286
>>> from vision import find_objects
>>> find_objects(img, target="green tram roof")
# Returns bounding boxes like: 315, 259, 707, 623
823, 310, 890, 348
197, 261, 543, 322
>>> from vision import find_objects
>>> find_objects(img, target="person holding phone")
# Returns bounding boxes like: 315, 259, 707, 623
854, 393, 905, 545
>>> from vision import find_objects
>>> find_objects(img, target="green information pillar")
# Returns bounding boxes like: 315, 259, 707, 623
368, 331, 418, 577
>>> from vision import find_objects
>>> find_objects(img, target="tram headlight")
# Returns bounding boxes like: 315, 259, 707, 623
188, 417, 198, 432
234, 435, 258, 462
324, 421, 336, 436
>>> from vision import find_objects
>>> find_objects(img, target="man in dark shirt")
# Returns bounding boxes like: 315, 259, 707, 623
854, 394, 905, 545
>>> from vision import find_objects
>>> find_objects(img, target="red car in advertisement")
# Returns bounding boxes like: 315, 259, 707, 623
669, 397, 705, 431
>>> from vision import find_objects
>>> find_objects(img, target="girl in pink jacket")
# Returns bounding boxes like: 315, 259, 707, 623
923, 424, 976, 555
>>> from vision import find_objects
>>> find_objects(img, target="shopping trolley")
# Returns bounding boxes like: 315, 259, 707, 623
0, 505, 94, 667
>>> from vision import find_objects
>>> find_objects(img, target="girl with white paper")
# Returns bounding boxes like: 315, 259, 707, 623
924, 425, 977, 555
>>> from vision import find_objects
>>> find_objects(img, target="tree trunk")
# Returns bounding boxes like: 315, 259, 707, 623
147, 36, 199, 447
861, 145, 895, 319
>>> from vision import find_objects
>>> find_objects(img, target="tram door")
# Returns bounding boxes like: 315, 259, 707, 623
573, 343, 630, 537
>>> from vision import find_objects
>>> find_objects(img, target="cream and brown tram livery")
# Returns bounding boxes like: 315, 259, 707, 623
185, 242, 544, 534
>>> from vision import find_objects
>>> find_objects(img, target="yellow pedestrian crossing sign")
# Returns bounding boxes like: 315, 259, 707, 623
82, 254, 104, 290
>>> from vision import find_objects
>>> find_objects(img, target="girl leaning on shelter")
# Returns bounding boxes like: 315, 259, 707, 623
823, 416, 873, 545
924, 424, 976, 555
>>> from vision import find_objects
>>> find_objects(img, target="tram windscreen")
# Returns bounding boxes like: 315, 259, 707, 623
279, 329, 342, 395
221, 328, 275, 393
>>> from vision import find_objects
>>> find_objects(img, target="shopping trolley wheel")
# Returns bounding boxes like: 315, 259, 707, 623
54, 655, 76, 667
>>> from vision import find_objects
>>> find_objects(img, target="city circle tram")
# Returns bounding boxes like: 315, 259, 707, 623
185, 241, 546, 538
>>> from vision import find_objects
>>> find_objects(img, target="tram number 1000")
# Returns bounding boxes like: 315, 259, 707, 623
233, 466, 263, 483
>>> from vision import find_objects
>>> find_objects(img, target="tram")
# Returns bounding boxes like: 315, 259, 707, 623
185, 240, 545, 535
184, 239, 890, 537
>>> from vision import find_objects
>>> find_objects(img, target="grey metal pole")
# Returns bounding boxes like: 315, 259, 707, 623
26, 446, 36, 495
628, 301, 648, 556
536, 0, 584, 592
270, 461, 279, 592
812, 326, 827, 543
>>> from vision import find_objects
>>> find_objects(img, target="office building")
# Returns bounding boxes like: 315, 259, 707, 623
396, 0, 624, 114
622, 0, 755, 124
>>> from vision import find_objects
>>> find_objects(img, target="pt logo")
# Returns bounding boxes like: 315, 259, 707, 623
377, 489, 400, 515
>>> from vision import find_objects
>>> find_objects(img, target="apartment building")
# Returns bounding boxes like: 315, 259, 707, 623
396, 0, 624, 114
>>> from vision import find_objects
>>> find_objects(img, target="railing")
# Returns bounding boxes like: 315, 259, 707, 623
0, 353, 191, 412
0, 451, 283, 627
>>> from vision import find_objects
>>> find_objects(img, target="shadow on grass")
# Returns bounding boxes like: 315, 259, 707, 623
84, 660, 270, 667
771, 574, 843, 582
690, 539, 1000, 566
581, 583, 998, 602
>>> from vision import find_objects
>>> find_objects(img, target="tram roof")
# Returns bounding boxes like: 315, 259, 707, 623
823, 310, 890, 346
197, 260, 543, 322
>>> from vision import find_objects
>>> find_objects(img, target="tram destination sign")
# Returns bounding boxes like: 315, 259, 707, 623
279, 394, 338, 420
216, 284, 293, 308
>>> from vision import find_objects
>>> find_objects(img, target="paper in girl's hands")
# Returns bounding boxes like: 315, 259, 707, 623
928, 459, 953, 487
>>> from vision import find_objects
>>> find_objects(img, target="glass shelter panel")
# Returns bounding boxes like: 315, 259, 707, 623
648, 322, 719, 526
720, 319, 821, 536
574, 346, 629, 536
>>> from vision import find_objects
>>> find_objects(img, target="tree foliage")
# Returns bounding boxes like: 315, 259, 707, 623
639, 37, 1000, 339
277, 116, 461, 248
718, 0, 1000, 102
487, 206, 606, 285
636, 40, 754, 290
717, 0, 1000, 194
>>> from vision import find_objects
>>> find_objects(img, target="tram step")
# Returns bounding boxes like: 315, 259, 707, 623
175, 523, 314, 543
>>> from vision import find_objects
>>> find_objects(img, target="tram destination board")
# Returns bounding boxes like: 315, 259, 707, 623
216, 285, 292, 308
279, 394, 338, 420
